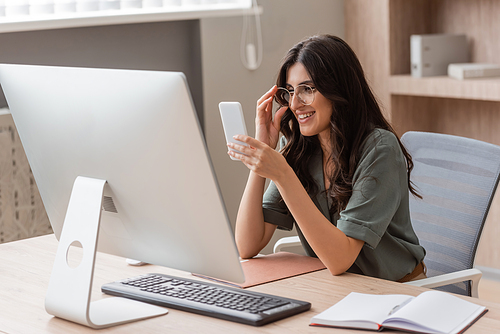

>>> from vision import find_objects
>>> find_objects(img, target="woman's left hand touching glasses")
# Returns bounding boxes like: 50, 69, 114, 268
228, 135, 291, 183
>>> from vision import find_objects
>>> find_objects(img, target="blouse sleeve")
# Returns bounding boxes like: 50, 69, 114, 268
336, 133, 406, 249
262, 181, 294, 231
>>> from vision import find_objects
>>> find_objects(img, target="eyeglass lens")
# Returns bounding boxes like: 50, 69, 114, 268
275, 85, 315, 107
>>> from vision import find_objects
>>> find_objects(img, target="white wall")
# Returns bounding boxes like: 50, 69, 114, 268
200, 0, 344, 253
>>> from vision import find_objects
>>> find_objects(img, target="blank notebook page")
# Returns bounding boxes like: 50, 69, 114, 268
384, 291, 486, 334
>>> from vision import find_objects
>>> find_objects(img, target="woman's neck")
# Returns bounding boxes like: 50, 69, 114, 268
318, 131, 334, 191
318, 130, 333, 158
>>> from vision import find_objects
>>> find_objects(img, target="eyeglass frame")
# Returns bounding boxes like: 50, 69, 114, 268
274, 84, 317, 107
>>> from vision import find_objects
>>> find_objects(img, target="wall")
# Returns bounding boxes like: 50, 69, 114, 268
0, 20, 204, 124
200, 0, 344, 253
0, 20, 205, 243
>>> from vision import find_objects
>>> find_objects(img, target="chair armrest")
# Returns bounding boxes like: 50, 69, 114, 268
404, 268, 482, 298
273, 236, 301, 253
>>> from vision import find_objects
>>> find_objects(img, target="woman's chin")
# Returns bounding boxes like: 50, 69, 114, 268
299, 126, 318, 137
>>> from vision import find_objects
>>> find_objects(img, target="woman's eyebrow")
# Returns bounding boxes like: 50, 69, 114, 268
285, 80, 314, 88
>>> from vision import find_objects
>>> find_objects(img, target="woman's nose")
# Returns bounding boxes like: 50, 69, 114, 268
289, 93, 303, 110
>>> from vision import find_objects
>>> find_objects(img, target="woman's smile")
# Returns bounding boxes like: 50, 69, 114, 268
296, 111, 316, 122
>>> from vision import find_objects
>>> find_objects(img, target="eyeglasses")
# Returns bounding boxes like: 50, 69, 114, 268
274, 84, 316, 107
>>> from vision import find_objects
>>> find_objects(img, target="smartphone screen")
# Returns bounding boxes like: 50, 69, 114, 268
219, 102, 248, 160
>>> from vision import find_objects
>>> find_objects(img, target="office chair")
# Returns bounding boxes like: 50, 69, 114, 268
274, 131, 500, 297
401, 131, 500, 297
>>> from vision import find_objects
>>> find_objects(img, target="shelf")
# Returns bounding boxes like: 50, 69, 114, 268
0, 3, 260, 33
390, 74, 500, 102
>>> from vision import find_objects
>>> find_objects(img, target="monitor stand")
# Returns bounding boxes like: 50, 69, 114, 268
44, 176, 168, 328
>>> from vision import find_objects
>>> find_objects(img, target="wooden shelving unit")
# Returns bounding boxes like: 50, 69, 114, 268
387, 0, 500, 136
390, 75, 500, 102
346, 0, 500, 271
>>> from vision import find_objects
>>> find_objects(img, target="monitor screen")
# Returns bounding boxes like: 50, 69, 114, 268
0, 64, 244, 284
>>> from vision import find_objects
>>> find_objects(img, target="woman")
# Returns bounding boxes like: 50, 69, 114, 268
228, 35, 426, 282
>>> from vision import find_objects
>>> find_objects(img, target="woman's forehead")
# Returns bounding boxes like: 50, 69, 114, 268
286, 62, 312, 86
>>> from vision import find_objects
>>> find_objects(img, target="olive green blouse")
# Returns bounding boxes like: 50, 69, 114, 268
262, 128, 425, 281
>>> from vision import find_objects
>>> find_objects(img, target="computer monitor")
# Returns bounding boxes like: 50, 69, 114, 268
0, 64, 244, 328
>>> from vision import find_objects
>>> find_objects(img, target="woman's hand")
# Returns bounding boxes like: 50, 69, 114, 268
255, 86, 288, 149
228, 135, 291, 183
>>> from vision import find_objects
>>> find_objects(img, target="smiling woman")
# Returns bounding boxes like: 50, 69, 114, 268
230, 34, 427, 282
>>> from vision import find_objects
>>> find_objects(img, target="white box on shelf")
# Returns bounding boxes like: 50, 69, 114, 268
411, 34, 469, 77
448, 63, 500, 80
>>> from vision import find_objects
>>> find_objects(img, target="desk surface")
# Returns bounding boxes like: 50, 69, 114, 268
1, 235, 500, 333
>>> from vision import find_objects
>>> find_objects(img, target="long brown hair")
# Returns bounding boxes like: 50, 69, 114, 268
277, 35, 419, 213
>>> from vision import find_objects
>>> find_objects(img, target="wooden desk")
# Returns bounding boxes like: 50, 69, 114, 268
1, 235, 500, 333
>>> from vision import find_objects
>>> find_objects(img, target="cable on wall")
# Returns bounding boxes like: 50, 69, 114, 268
240, 0, 262, 71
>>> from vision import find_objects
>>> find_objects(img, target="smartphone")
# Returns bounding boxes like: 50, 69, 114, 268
219, 102, 249, 160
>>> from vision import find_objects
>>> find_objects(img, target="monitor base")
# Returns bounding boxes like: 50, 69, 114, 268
44, 176, 168, 328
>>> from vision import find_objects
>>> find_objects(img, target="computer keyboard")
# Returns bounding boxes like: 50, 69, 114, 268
101, 273, 311, 326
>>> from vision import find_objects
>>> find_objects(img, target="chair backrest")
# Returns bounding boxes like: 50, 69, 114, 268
401, 131, 500, 296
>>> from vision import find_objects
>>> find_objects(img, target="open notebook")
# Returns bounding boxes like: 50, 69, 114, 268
310, 291, 487, 334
